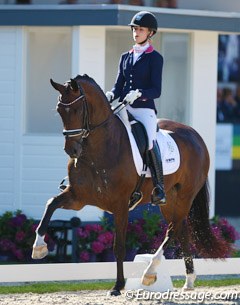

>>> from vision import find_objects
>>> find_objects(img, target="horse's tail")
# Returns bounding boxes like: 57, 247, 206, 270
188, 180, 230, 259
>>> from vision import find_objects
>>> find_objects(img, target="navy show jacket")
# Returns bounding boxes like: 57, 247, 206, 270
111, 45, 163, 113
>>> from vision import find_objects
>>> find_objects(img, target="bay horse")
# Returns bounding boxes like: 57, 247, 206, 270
32, 74, 229, 296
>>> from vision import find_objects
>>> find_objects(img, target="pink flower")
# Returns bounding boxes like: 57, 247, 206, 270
15, 231, 26, 242
79, 250, 90, 262
9, 214, 27, 228
85, 224, 103, 233
97, 232, 114, 248
91, 241, 105, 254
77, 227, 89, 239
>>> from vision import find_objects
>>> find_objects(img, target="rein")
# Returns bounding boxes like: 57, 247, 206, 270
58, 86, 112, 139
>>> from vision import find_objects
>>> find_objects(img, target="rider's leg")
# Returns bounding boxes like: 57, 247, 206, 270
127, 107, 166, 205
148, 140, 166, 204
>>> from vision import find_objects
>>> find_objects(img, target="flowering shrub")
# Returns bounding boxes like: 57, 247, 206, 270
0, 210, 239, 263
76, 223, 114, 262
211, 216, 240, 257
0, 210, 55, 262
87, 211, 240, 261
134, 212, 240, 259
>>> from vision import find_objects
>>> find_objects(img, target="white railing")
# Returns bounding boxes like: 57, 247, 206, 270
0, 257, 239, 283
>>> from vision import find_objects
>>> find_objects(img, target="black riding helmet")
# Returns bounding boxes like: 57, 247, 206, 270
129, 11, 158, 35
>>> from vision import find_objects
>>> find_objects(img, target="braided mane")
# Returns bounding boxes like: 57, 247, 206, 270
74, 74, 106, 99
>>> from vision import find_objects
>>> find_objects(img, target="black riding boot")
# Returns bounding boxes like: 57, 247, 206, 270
148, 141, 166, 205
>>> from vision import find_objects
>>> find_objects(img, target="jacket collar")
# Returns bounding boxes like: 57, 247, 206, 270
129, 45, 154, 54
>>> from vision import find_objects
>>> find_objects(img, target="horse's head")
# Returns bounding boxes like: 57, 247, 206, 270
50, 75, 112, 159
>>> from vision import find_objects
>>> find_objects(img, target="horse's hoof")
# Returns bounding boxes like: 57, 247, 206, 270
182, 286, 195, 291
107, 289, 121, 296
141, 273, 157, 286
32, 244, 48, 259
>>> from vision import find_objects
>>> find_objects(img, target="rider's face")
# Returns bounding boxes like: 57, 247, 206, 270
132, 26, 151, 45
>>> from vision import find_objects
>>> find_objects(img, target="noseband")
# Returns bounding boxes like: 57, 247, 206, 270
58, 82, 112, 139
58, 94, 90, 139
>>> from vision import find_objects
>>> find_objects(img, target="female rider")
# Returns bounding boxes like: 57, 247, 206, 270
106, 11, 166, 207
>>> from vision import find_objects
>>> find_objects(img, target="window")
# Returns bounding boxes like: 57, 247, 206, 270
159, 33, 190, 124
25, 27, 71, 134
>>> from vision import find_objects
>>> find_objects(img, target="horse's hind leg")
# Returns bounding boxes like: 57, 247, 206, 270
32, 191, 79, 259
178, 220, 196, 290
141, 222, 174, 286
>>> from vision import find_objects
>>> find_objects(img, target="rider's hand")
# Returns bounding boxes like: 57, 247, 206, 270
124, 89, 142, 105
105, 91, 114, 103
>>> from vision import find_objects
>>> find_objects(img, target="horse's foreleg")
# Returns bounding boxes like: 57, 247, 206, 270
141, 222, 174, 286
110, 210, 128, 296
32, 196, 61, 259
32, 191, 79, 260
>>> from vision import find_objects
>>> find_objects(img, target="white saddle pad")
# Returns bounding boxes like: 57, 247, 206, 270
119, 116, 180, 177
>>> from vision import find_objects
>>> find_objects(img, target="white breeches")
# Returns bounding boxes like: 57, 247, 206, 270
127, 106, 157, 150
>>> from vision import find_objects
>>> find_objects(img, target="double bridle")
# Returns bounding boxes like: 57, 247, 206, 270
57, 82, 112, 139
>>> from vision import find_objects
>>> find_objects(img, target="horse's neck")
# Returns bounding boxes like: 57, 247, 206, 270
90, 95, 111, 125
83, 114, 126, 168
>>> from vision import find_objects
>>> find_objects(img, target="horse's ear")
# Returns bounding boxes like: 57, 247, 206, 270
50, 79, 65, 94
70, 78, 79, 92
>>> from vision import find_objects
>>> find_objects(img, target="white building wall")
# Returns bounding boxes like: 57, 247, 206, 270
72, 26, 106, 221
0, 27, 19, 212
0, 26, 79, 221
78, 26, 106, 89
190, 31, 218, 218
20, 27, 78, 221
20, 136, 73, 220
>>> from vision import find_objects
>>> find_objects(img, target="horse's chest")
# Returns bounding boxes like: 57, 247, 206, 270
90, 163, 109, 196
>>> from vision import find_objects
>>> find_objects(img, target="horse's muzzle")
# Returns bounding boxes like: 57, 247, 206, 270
64, 140, 82, 159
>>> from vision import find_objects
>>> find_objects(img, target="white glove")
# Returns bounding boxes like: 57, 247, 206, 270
124, 89, 142, 105
105, 91, 114, 102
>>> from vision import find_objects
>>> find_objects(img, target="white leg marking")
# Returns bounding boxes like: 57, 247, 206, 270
182, 273, 196, 291
33, 233, 46, 247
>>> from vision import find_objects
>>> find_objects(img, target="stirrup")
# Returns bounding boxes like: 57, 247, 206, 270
59, 184, 67, 192
128, 191, 143, 211
151, 186, 166, 206
58, 176, 68, 192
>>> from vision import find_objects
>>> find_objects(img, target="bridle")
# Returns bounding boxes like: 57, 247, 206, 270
57, 81, 112, 139
58, 94, 90, 139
